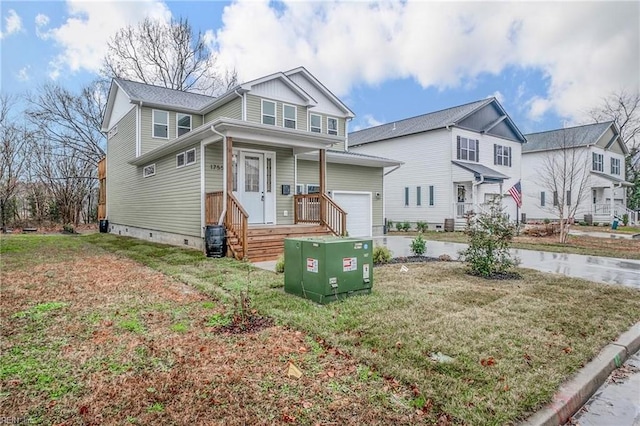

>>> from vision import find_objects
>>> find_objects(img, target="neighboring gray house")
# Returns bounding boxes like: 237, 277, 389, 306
521, 122, 636, 224
101, 67, 400, 261
349, 98, 526, 230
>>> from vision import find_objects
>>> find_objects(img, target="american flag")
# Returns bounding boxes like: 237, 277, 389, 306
508, 181, 522, 208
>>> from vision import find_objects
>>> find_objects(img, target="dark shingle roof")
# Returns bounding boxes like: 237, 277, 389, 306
523, 122, 613, 153
348, 98, 493, 146
451, 161, 509, 181
115, 78, 216, 112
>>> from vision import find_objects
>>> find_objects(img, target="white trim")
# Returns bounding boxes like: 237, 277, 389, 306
200, 140, 206, 238
294, 154, 298, 194
152, 109, 169, 139
309, 113, 322, 133
345, 118, 350, 151
242, 93, 247, 121
143, 163, 156, 177
261, 99, 277, 126
185, 148, 196, 166
331, 190, 373, 237
306, 183, 320, 194
136, 105, 141, 157
327, 116, 338, 136
283, 103, 297, 129
235, 147, 277, 224
176, 152, 186, 168
176, 113, 192, 137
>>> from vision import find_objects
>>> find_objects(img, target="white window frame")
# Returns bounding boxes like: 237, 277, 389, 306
152, 109, 169, 139
176, 113, 192, 137
494, 144, 512, 167
176, 152, 186, 168
327, 117, 338, 135
306, 184, 320, 194
283, 104, 297, 129
296, 184, 305, 195
592, 152, 604, 172
185, 148, 196, 166
611, 157, 620, 175
261, 99, 276, 126
457, 136, 479, 162
143, 163, 156, 178
310, 113, 322, 133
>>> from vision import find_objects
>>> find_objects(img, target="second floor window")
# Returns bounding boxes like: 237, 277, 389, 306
611, 157, 621, 175
494, 144, 512, 166
283, 104, 296, 129
457, 136, 479, 162
153, 110, 168, 138
262, 100, 276, 125
592, 152, 603, 172
327, 117, 338, 135
177, 113, 191, 137
310, 114, 321, 133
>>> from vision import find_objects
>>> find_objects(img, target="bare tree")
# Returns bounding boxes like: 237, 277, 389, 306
0, 95, 33, 230
26, 80, 107, 168
538, 130, 592, 243
103, 17, 236, 95
588, 89, 640, 209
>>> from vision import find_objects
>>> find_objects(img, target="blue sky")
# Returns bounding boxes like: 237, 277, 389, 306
1, 1, 638, 135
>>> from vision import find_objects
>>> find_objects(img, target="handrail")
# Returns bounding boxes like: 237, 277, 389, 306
225, 193, 248, 259
293, 194, 347, 236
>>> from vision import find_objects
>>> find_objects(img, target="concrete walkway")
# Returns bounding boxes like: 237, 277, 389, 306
373, 236, 640, 289
569, 229, 640, 240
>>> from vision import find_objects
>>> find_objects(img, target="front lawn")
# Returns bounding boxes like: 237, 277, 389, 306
2, 234, 639, 425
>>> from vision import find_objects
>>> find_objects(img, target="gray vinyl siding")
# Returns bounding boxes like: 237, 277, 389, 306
204, 97, 242, 123
140, 107, 203, 155
297, 160, 383, 230
204, 141, 295, 225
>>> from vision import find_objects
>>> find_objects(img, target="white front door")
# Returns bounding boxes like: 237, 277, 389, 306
240, 152, 265, 224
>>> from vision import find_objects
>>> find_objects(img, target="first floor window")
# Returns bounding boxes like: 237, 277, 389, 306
566, 190, 571, 206
176, 152, 185, 168
310, 114, 321, 133
262, 100, 276, 125
177, 113, 192, 136
494, 144, 512, 166
153, 110, 169, 138
457, 136, 479, 162
185, 148, 196, 165
416, 186, 421, 206
611, 157, 620, 175
327, 117, 338, 135
404, 187, 409, 206
429, 185, 435, 206
553, 191, 559, 206
306, 184, 320, 194
283, 104, 296, 129
592, 152, 604, 172
540, 191, 545, 207
143, 164, 156, 177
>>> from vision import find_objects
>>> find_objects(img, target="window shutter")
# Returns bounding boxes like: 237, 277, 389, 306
456, 136, 461, 160
429, 185, 435, 206
541, 191, 545, 207
404, 187, 409, 206
494, 144, 497, 165
566, 190, 571, 206
553, 191, 558, 206
508, 147, 512, 167
475, 140, 480, 162
416, 186, 421, 206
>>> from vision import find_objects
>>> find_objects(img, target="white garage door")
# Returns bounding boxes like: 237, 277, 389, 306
331, 191, 372, 237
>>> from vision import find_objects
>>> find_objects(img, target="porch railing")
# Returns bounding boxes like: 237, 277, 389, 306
294, 194, 347, 236
205, 191, 248, 260
455, 202, 475, 218
593, 203, 638, 224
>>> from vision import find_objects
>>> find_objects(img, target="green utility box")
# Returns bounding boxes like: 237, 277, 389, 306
284, 236, 373, 304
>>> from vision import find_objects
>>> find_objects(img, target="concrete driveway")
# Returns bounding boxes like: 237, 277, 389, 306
373, 236, 640, 289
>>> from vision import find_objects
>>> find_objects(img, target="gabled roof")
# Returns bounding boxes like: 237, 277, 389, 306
523, 121, 627, 154
114, 78, 215, 111
284, 67, 355, 118
349, 97, 525, 147
239, 71, 317, 106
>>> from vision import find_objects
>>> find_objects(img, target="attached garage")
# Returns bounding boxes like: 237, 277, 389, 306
331, 191, 372, 237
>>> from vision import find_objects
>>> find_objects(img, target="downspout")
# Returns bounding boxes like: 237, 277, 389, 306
472, 174, 485, 212
210, 125, 228, 225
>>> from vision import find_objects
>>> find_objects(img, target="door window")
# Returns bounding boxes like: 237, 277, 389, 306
244, 156, 260, 192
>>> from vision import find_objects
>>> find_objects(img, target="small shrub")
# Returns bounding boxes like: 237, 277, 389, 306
62, 224, 76, 234
579, 221, 588, 226
603, 222, 610, 227
416, 221, 428, 232
401, 221, 411, 232
395, 222, 403, 232
410, 233, 426, 256
373, 245, 393, 264
275, 254, 285, 273
622, 214, 629, 226
543, 218, 551, 225
386, 219, 394, 229
438, 254, 452, 262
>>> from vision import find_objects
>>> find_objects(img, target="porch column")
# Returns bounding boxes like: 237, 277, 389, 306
319, 149, 326, 224
226, 137, 234, 194
499, 182, 503, 208
610, 183, 615, 221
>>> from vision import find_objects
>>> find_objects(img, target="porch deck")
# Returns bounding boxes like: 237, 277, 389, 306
237, 224, 332, 262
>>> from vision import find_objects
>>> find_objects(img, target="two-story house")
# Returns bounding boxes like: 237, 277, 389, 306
521, 121, 635, 224
349, 98, 526, 230
100, 67, 400, 261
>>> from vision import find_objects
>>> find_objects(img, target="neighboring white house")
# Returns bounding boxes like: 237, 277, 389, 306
521, 121, 636, 224
349, 98, 526, 230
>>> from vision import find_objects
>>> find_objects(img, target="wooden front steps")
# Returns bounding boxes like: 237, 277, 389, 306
228, 224, 332, 262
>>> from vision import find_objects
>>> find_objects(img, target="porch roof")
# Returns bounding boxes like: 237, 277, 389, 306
590, 170, 633, 187
296, 149, 403, 168
130, 118, 344, 166
451, 160, 509, 182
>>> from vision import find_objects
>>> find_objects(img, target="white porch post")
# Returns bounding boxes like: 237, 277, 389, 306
499, 182, 503, 207
610, 183, 615, 221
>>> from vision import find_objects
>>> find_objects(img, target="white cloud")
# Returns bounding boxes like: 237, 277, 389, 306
352, 114, 384, 131
44, 0, 171, 78
1, 9, 23, 39
490, 91, 505, 104
35, 13, 50, 39
16, 66, 30, 82
210, 1, 639, 124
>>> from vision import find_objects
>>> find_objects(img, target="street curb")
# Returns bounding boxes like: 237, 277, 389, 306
520, 322, 640, 426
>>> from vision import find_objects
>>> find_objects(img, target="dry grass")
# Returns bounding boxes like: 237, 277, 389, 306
2, 233, 640, 425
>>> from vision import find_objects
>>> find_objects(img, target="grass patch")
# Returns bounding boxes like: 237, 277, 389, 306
2, 233, 639, 425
